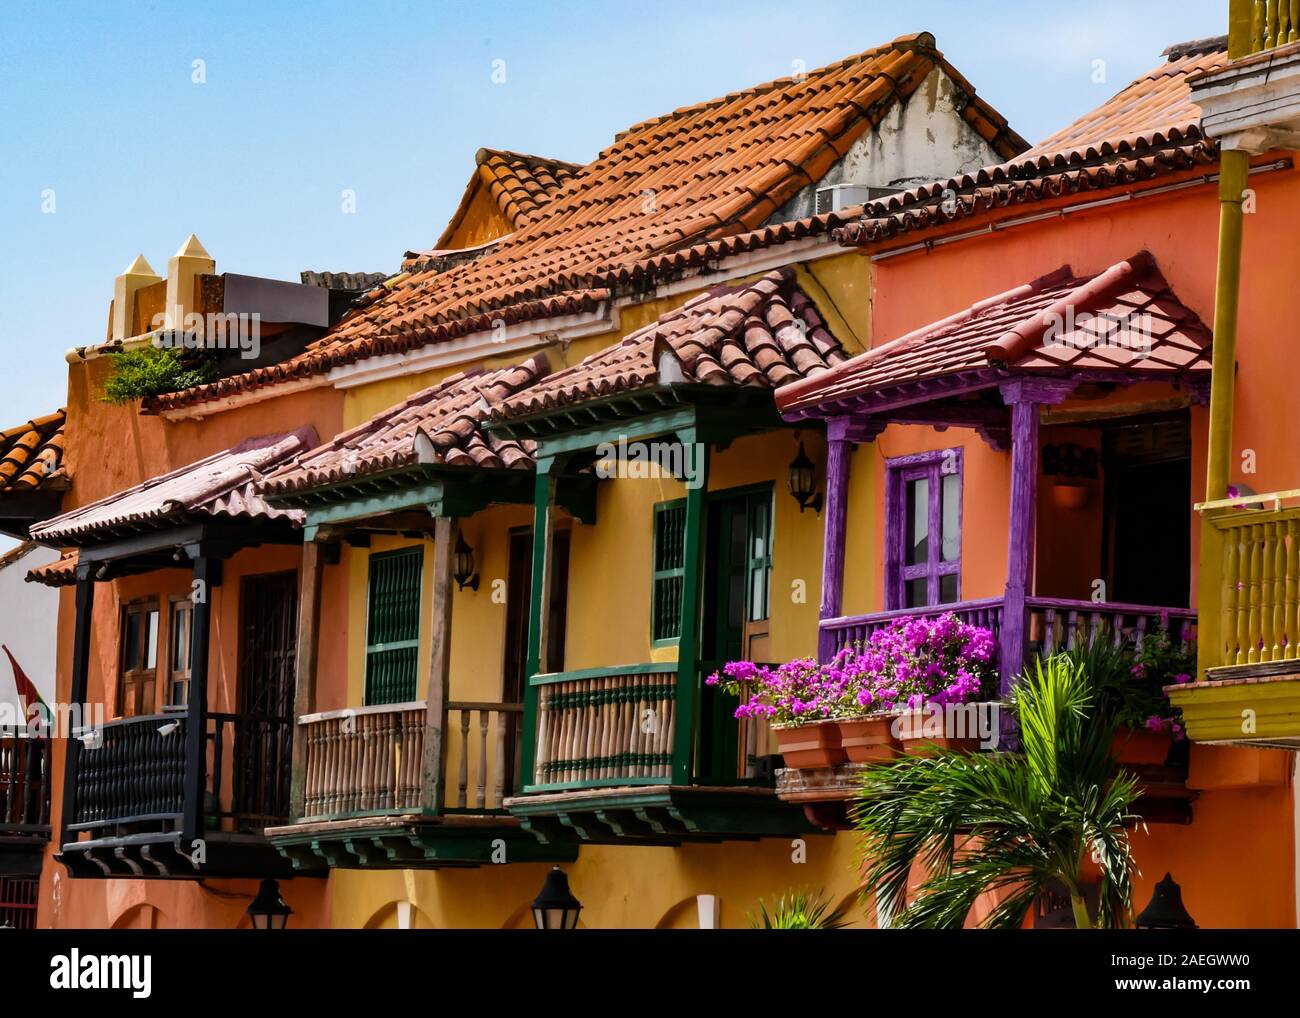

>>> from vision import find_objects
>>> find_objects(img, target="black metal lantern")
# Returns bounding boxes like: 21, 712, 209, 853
1135, 873, 1197, 929
531, 866, 582, 929
453, 531, 480, 591
246, 878, 292, 930
787, 439, 823, 514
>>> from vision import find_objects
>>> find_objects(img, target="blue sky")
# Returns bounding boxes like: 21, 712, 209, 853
0, 0, 1226, 425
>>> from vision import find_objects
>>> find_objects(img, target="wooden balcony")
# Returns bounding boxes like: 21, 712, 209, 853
820, 596, 1196, 673
266, 699, 576, 869
0, 728, 51, 878
797, 596, 1198, 829
58, 711, 306, 879
504, 663, 816, 845
1172, 496, 1300, 748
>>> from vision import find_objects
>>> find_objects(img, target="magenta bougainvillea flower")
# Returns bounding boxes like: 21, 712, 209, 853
706, 613, 997, 725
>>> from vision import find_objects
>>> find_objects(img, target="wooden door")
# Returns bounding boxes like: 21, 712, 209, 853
236, 572, 297, 827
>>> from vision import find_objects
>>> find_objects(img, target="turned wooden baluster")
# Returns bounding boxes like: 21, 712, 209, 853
1260, 523, 1277, 663
493, 711, 507, 808
1223, 526, 1241, 667
1272, 521, 1287, 661
476, 710, 489, 810
1247, 524, 1264, 663
1285, 518, 1300, 660
457, 708, 470, 808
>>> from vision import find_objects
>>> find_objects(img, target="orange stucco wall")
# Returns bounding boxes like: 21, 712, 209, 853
856, 158, 1300, 927
40, 357, 345, 928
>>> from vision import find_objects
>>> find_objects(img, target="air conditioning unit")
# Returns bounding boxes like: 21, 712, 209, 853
815, 183, 902, 215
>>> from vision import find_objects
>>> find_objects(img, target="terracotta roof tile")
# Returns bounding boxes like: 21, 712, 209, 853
148, 33, 1024, 414
262, 357, 547, 497
776, 252, 1211, 416
26, 551, 76, 588
0, 410, 67, 493
433, 149, 583, 251
31, 428, 317, 545
834, 42, 1229, 248
492, 267, 848, 422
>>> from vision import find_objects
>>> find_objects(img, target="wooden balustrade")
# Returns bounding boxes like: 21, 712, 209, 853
819, 596, 1193, 675
298, 700, 523, 818
531, 666, 677, 787
819, 597, 1006, 660
70, 714, 187, 829
445, 701, 522, 811
300, 702, 426, 818
0, 728, 51, 832
1027, 598, 1197, 656
1237, 0, 1300, 55
1209, 507, 1300, 668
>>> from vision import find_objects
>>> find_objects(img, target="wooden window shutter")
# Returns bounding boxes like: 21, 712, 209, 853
364, 547, 423, 705
652, 500, 687, 643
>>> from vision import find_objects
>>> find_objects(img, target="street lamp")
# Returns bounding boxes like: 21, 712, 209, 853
246, 878, 293, 930
453, 531, 480, 591
1135, 873, 1197, 929
531, 866, 582, 929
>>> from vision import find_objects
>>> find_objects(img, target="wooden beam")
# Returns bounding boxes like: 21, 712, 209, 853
421, 517, 455, 814
519, 461, 558, 788
289, 540, 324, 819
57, 571, 96, 849
182, 555, 221, 844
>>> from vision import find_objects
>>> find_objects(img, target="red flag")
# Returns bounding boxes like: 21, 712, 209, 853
3, 644, 46, 715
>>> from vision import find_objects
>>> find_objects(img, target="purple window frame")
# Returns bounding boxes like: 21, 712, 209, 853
884, 448, 964, 610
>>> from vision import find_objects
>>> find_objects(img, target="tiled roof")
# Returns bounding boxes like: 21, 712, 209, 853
434, 148, 584, 250
834, 40, 1229, 247
0, 410, 67, 493
262, 357, 546, 497
147, 33, 1024, 414
26, 551, 76, 588
31, 428, 317, 545
776, 252, 1211, 416
492, 267, 847, 422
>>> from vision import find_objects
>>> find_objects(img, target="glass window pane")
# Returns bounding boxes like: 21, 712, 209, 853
940, 572, 959, 604
124, 612, 140, 671
750, 501, 768, 557
941, 472, 960, 563
905, 577, 928, 609
171, 606, 190, 672
905, 477, 929, 565
144, 610, 159, 670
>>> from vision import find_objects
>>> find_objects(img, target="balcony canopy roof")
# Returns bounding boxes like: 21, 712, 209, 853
32, 428, 316, 547
776, 251, 1212, 424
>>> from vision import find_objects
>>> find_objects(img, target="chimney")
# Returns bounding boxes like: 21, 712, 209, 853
111, 254, 162, 342
164, 234, 215, 334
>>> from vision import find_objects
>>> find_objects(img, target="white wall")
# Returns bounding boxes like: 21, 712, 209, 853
0, 543, 60, 709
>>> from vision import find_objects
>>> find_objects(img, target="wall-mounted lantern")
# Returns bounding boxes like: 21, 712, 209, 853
531, 866, 582, 929
787, 439, 823, 514
454, 532, 480, 591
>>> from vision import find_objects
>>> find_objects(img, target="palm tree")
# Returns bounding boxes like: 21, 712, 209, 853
748, 889, 850, 929
853, 655, 1139, 929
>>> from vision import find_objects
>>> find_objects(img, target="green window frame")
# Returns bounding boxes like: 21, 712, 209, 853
745, 490, 773, 623
364, 546, 423, 706
652, 499, 687, 644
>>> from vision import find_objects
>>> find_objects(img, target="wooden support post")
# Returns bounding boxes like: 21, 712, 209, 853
421, 516, 455, 813
519, 460, 557, 789
818, 418, 855, 662
1198, 148, 1251, 678
57, 567, 95, 849
1000, 397, 1038, 696
289, 540, 324, 819
672, 429, 709, 787
182, 554, 221, 845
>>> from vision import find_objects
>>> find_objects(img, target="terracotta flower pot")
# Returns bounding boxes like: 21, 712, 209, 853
835, 715, 899, 763
892, 708, 981, 756
1111, 726, 1172, 766
774, 720, 845, 769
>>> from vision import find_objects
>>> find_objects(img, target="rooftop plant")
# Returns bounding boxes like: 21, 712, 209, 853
102, 346, 218, 405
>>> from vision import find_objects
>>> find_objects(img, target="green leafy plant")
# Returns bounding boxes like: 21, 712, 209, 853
102, 346, 218, 405
1060, 622, 1194, 735
747, 889, 850, 929
853, 654, 1139, 929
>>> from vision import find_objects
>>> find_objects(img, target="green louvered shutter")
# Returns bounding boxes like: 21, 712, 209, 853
652, 500, 686, 643
364, 547, 423, 705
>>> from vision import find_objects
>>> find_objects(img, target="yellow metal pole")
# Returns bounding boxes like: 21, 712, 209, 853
1197, 149, 1252, 677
